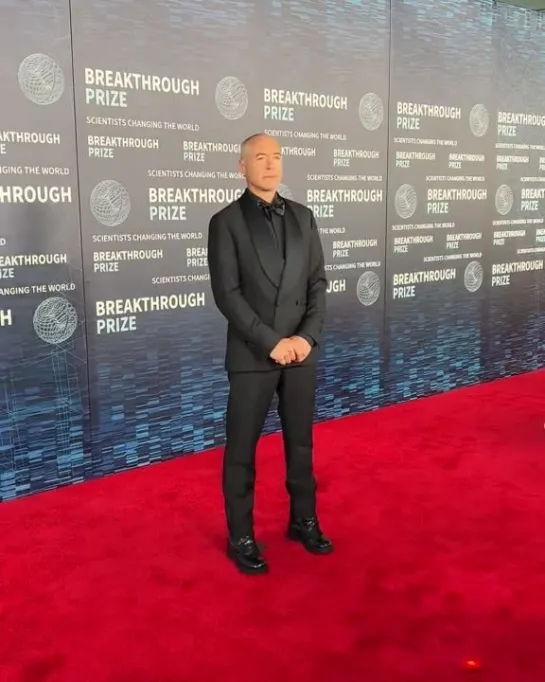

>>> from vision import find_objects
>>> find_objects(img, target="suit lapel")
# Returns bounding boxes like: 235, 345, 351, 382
278, 201, 304, 300
239, 190, 284, 287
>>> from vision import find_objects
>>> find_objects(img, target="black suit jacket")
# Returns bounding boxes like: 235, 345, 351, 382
207, 189, 327, 372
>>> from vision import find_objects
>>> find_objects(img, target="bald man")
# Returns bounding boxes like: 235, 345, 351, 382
207, 133, 333, 574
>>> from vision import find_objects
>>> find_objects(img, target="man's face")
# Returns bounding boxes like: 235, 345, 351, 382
239, 135, 283, 193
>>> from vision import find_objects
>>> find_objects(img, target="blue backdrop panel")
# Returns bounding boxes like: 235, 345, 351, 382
0, 0, 90, 501
484, 5, 545, 378
384, 0, 496, 403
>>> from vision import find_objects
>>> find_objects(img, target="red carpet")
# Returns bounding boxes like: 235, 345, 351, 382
1, 371, 545, 682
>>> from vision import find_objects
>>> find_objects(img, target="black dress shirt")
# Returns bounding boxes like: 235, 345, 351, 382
249, 190, 285, 258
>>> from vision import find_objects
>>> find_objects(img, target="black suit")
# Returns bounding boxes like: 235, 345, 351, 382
208, 189, 327, 538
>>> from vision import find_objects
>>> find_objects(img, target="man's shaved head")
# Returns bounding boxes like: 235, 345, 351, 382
239, 132, 278, 160
238, 133, 282, 201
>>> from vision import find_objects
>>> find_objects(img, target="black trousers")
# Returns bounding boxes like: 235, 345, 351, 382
223, 364, 317, 538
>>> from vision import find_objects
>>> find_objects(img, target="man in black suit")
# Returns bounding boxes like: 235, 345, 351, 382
207, 132, 333, 575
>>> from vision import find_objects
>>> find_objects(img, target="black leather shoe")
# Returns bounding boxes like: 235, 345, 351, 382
227, 535, 269, 574
287, 517, 333, 554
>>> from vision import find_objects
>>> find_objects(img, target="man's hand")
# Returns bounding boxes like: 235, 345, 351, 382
289, 336, 312, 363
270, 338, 297, 365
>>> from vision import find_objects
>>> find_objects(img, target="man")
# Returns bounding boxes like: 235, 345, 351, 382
207, 132, 333, 575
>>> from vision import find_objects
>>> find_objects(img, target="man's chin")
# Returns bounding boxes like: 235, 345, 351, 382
249, 181, 281, 195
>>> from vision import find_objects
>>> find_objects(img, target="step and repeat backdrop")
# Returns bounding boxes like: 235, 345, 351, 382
0, 0, 90, 500
1, 0, 544, 500
385, 0, 496, 401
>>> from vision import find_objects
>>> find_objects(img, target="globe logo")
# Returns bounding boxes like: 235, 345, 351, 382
90, 180, 131, 227
359, 93, 384, 131
495, 184, 513, 215
215, 76, 248, 120
33, 296, 78, 344
394, 184, 417, 220
277, 183, 293, 200
356, 271, 381, 306
469, 104, 489, 137
18, 54, 65, 105
464, 261, 483, 293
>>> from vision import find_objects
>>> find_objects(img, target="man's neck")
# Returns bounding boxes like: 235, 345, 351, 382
247, 185, 277, 204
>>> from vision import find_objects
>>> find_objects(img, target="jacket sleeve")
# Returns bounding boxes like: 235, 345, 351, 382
296, 213, 327, 344
207, 212, 283, 356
